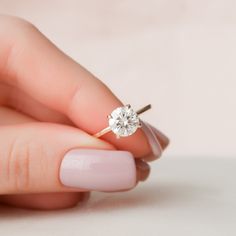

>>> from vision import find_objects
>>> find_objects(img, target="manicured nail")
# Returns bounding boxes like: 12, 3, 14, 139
135, 159, 150, 182
151, 126, 170, 150
140, 120, 162, 159
60, 149, 136, 192
78, 192, 91, 203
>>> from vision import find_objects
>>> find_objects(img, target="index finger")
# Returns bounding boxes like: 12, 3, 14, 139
0, 15, 165, 158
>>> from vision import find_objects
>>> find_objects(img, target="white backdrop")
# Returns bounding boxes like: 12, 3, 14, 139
1, 0, 235, 158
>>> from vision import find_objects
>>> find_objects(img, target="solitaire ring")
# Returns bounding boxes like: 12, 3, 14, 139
94, 104, 151, 139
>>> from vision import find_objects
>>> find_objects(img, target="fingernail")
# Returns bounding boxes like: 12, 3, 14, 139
151, 127, 170, 150
140, 120, 163, 160
78, 192, 91, 203
135, 159, 150, 182
60, 149, 136, 192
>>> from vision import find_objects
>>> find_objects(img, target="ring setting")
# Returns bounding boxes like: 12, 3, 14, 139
94, 104, 151, 139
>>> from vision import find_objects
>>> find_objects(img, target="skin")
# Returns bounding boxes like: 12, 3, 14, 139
0, 15, 168, 210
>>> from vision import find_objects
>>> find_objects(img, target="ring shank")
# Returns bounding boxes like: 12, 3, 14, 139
94, 126, 111, 138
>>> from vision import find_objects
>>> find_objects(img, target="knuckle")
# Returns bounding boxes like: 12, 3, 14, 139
0, 15, 38, 79
0, 15, 36, 32
4, 136, 44, 193
7, 137, 31, 192
0, 125, 51, 194
0, 15, 39, 50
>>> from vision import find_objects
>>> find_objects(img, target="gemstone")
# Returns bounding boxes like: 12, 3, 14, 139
108, 105, 140, 137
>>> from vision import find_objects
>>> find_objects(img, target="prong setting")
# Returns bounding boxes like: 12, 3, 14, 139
108, 105, 140, 137
94, 104, 151, 138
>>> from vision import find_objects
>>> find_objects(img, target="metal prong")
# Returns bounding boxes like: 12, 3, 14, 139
107, 114, 112, 119
126, 104, 131, 109
136, 104, 151, 115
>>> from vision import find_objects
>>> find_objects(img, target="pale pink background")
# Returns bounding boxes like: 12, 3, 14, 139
1, 0, 235, 158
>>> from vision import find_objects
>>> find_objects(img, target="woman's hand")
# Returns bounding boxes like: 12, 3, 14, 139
0, 15, 169, 210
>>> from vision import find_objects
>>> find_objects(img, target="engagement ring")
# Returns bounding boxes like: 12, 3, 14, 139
94, 104, 151, 139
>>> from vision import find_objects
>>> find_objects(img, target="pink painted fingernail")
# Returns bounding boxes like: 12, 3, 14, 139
60, 149, 136, 192
140, 120, 163, 159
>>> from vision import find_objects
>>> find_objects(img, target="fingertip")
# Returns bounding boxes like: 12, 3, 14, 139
0, 192, 85, 210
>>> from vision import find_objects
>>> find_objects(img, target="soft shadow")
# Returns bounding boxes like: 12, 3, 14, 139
0, 180, 213, 219
81, 181, 213, 212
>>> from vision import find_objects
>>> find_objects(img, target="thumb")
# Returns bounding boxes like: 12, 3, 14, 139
0, 123, 136, 194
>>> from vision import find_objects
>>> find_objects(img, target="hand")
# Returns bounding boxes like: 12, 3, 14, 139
0, 15, 169, 210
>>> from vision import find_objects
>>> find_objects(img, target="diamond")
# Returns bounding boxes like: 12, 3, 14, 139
108, 105, 141, 137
